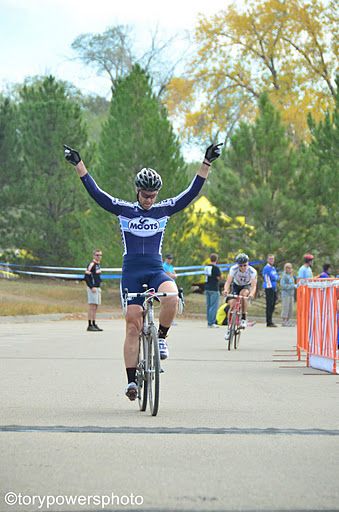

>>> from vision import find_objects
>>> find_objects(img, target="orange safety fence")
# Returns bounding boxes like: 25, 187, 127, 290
297, 278, 339, 373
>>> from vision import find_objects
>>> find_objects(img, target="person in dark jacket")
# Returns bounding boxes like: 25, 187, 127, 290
204, 253, 222, 327
85, 249, 103, 332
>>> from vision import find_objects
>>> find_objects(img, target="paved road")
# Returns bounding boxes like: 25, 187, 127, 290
0, 318, 338, 512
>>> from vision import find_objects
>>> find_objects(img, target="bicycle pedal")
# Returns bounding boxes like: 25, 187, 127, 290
160, 367, 165, 373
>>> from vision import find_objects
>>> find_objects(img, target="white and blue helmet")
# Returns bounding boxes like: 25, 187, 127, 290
135, 168, 162, 191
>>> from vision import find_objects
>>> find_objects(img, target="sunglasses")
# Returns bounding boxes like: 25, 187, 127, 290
139, 191, 158, 200
239, 263, 248, 267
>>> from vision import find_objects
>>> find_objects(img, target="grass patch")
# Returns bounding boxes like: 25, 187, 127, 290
0, 276, 289, 318
0, 277, 119, 316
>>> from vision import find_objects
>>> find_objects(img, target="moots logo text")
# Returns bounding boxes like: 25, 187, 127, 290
128, 217, 160, 237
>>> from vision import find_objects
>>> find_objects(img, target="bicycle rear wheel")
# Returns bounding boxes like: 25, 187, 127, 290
147, 324, 160, 416
136, 334, 148, 411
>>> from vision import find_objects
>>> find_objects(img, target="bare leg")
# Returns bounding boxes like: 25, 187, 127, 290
88, 304, 96, 321
158, 281, 178, 328
228, 299, 236, 316
124, 305, 143, 368
240, 289, 250, 316
93, 304, 98, 322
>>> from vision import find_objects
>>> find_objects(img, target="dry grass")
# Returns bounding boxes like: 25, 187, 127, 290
0, 277, 118, 316
0, 277, 288, 319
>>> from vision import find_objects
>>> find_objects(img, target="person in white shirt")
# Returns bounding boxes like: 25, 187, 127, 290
223, 253, 257, 336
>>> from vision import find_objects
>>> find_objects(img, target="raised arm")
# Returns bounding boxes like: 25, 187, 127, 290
63, 145, 122, 215
162, 142, 223, 215
64, 145, 87, 176
197, 143, 223, 179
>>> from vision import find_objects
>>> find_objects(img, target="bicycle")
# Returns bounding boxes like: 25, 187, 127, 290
225, 294, 250, 350
122, 285, 184, 416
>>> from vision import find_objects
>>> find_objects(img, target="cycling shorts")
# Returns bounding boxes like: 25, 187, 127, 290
232, 283, 250, 295
121, 254, 174, 306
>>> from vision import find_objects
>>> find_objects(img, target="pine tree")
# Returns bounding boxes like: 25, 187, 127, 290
298, 77, 339, 263
0, 97, 22, 252
86, 65, 194, 266
209, 93, 301, 262
16, 76, 90, 264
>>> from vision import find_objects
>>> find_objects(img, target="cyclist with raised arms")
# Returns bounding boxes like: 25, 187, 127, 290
64, 143, 222, 400
223, 253, 257, 339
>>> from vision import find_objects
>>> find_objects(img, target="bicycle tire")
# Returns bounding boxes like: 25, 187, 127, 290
228, 312, 236, 351
137, 334, 148, 411
148, 324, 160, 416
233, 311, 241, 350
234, 328, 241, 349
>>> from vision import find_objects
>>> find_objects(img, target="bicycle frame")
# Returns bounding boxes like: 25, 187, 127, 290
226, 294, 249, 350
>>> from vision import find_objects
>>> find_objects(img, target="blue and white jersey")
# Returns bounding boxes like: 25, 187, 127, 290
81, 173, 205, 256
262, 263, 279, 289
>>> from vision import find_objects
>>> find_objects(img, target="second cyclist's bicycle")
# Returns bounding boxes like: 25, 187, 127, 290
225, 294, 249, 350
122, 285, 184, 416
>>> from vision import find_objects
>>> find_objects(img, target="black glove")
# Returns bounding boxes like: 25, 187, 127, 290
204, 142, 223, 164
63, 144, 81, 166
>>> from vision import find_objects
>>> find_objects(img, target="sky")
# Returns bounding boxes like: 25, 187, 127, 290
0, 0, 235, 160
0, 0, 233, 97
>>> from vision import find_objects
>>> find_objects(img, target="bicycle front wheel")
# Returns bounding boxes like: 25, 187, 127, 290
234, 328, 241, 349
228, 313, 236, 351
137, 334, 148, 411
147, 324, 160, 416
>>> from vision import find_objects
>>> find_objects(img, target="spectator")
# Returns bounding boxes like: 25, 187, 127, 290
280, 263, 296, 327
163, 254, 177, 280
318, 263, 332, 279
297, 253, 314, 279
84, 249, 103, 332
204, 253, 221, 328
262, 254, 279, 327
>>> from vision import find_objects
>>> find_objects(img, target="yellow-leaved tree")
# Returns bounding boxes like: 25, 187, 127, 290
165, 0, 338, 144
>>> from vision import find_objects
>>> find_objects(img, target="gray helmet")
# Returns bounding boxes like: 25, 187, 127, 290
135, 168, 162, 191
235, 253, 249, 264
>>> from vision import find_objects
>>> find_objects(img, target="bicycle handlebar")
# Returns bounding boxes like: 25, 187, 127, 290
124, 291, 181, 299
225, 294, 251, 300
122, 286, 185, 315
123, 287, 184, 300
